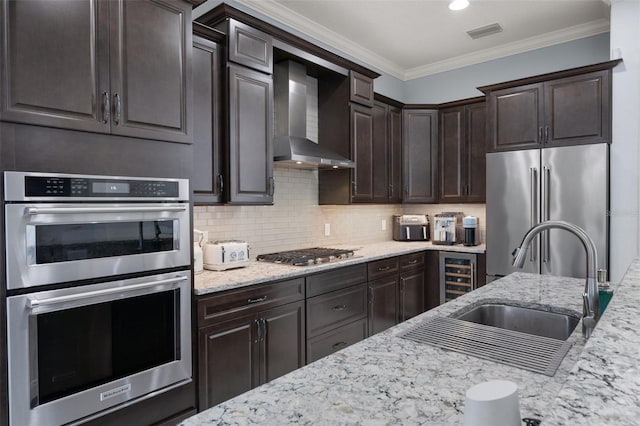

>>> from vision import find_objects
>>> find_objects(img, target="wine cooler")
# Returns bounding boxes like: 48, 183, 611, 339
439, 252, 478, 303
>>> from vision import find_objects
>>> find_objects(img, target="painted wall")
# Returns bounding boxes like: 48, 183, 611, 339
609, 0, 640, 284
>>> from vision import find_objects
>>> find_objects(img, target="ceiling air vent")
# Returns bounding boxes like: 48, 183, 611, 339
467, 23, 503, 39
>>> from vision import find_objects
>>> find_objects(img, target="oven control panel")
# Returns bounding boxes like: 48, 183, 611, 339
5, 172, 188, 201
25, 176, 179, 197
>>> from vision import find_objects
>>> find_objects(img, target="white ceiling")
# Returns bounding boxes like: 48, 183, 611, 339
215, 0, 610, 80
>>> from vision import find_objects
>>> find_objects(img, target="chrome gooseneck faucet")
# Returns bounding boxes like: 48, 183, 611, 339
512, 220, 600, 338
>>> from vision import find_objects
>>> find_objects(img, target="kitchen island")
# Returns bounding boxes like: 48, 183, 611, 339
181, 257, 640, 425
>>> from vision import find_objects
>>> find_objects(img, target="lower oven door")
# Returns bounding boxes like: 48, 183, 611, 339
6, 271, 192, 426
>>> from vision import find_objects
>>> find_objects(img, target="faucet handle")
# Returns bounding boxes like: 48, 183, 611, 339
597, 269, 608, 286
583, 293, 593, 317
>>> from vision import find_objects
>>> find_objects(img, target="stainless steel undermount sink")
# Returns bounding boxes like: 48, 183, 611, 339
453, 303, 580, 341
400, 301, 581, 376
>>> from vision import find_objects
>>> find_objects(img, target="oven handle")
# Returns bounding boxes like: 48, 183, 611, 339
27, 276, 188, 309
25, 205, 188, 215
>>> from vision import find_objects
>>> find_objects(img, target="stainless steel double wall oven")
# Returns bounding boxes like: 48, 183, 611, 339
4, 172, 192, 426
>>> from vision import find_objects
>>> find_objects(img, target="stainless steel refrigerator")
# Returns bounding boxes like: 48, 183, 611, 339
486, 144, 609, 281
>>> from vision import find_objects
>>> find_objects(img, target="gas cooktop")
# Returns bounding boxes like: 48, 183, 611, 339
256, 247, 356, 266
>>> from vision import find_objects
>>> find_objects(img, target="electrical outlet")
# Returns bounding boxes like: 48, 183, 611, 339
381, 219, 387, 231
324, 223, 331, 236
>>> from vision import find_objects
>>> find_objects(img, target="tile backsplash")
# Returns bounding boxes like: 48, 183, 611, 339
193, 166, 486, 257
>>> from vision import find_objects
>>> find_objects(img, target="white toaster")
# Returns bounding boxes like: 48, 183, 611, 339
203, 240, 250, 271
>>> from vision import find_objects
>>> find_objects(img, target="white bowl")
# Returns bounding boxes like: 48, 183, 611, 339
463, 380, 521, 426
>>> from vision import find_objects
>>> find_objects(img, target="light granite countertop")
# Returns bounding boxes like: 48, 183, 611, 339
194, 240, 485, 296
182, 261, 632, 425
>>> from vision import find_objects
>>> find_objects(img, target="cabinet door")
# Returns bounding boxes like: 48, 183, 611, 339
399, 269, 425, 322
544, 70, 610, 146
192, 35, 222, 204
0, 0, 110, 133
109, 0, 192, 143
370, 101, 390, 202
227, 19, 273, 74
349, 71, 374, 107
350, 103, 375, 202
227, 64, 274, 204
368, 276, 398, 336
402, 109, 438, 203
198, 313, 259, 409
487, 83, 543, 152
466, 102, 487, 202
439, 107, 465, 202
388, 106, 403, 203
260, 301, 305, 384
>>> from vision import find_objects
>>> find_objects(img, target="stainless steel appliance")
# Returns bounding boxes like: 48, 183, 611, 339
392, 215, 430, 241
463, 216, 479, 246
4, 172, 192, 426
440, 252, 478, 303
433, 213, 463, 245
203, 240, 250, 271
486, 144, 609, 280
256, 247, 355, 266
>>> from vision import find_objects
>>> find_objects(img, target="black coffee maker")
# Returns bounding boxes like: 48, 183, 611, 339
463, 216, 479, 246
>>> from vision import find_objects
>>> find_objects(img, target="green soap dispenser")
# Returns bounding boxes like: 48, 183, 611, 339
598, 269, 613, 316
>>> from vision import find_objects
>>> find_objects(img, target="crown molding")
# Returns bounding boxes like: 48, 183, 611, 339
404, 18, 611, 80
232, 1, 609, 82
233, 0, 406, 79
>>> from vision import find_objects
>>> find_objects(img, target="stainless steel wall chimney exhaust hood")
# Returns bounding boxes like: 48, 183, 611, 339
274, 61, 355, 169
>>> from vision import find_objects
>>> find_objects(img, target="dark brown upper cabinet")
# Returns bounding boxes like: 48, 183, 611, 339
319, 97, 401, 205
195, 20, 274, 205
226, 64, 274, 204
402, 109, 438, 203
192, 34, 223, 204
439, 101, 486, 203
485, 66, 615, 152
222, 19, 273, 74
350, 103, 376, 202
0, 0, 193, 144
349, 71, 374, 107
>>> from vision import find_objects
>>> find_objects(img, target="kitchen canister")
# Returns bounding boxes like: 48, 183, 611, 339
463, 380, 521, 426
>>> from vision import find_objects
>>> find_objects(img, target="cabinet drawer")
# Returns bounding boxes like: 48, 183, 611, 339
197, 278, 305, 326
306, 318, 367, 363
307, 284, 367, 337
367, 257, 399, 281
306, 264, 367, 297
400, 252, 425, 271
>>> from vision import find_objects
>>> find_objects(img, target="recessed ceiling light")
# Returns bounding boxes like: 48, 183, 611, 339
449, 0, 469, 11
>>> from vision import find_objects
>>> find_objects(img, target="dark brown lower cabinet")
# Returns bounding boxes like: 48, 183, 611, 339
399, 268, 425, 322
368, 276, 399, 336
198, 300, 304, 409
196, 278, 305, 410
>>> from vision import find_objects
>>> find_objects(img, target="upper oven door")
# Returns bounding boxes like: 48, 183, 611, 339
5, 203, 190, 289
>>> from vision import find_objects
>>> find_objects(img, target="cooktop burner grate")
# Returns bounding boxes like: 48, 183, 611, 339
256, 247, 355, 266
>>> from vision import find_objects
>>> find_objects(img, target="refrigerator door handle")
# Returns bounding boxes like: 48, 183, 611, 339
530, 167, 538, 262
543, 166, 551, 263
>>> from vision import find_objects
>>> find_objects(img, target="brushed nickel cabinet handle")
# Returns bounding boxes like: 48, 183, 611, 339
113, 93, 121, 125
332, 341, 347, 350
102, 92, 110, 124
377, 266, 391, 272
247, 296, 267, 304
218, 174, 224, 194
331, 304, 346, 311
